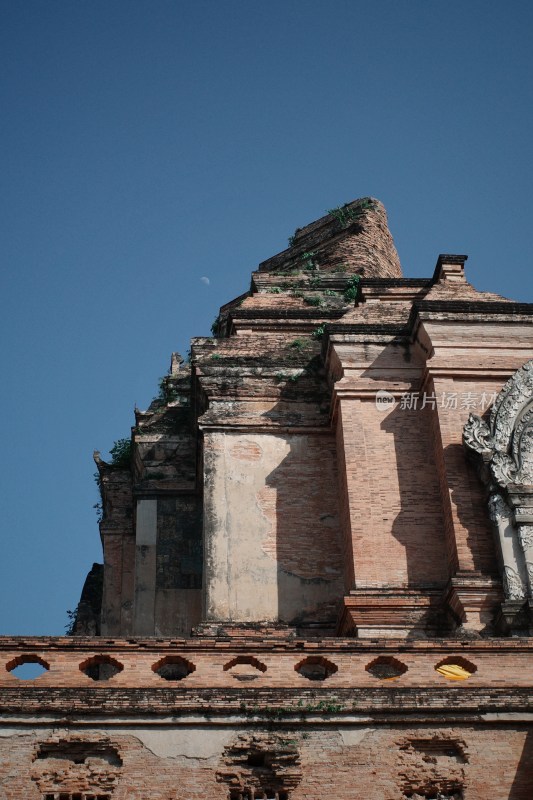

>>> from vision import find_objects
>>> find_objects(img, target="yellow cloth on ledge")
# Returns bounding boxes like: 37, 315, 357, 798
436, 663, 472, 680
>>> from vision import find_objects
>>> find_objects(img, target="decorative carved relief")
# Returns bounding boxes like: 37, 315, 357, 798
462, 413, 493, 457
518, 525, 533, 550
463, 362, 533, 490
487, 493, 509, 523
490, 359, 533, 454
463, 359, 533, 620
484, 488, 527, 603
503, 566, 527, 600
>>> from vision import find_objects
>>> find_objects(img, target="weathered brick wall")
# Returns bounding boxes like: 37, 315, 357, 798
1, 638, 532, 798
1, 723, 531, 799
203, 431, 343, 630
97, 468, 134, 637
430, 377, 503, 577
43, 205, 533, 799
337, 398, 448, 589
154, 496, 202, 636
258, 198, 402, 279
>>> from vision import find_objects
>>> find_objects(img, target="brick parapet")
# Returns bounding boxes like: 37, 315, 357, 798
1, 637, 532, 694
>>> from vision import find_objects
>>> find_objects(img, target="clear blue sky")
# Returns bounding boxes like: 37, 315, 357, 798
1, 1, 532, 635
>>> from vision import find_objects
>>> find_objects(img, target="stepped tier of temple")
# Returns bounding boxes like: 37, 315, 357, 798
2, 198, 533, 799
88, 198, 532, 642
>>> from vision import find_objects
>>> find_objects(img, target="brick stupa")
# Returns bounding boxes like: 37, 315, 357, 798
2, 198, 533, 799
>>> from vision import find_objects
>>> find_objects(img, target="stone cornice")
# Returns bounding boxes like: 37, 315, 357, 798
0, 686, 531, 721
1, 636, 531, 653
325, 323, 410, 336
414, 300, 533, 316
231, 308, 342, 320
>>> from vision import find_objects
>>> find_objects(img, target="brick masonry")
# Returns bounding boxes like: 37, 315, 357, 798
2, 205, 533, 798
2, 722, 531, 800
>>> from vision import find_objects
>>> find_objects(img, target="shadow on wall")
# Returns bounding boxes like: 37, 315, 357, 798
263, 434, 344, 632
380, 404, 449, 589
509, 728, 533, 800
359, 337, 450, 594
155, 495, 203, 637
355, 336, 499, 634
363, 335, 497, 581
446, 442, 499, 576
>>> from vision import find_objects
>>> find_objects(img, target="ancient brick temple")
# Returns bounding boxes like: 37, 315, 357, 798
1, 197, 533, 799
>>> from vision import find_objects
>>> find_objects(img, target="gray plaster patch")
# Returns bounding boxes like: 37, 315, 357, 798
0, 727, 50, 738
136, 499, 158, 546
339, 728, 373, 747
121, 727, 235, 760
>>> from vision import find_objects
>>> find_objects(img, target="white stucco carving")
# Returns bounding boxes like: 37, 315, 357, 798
503, 566, 527, 600
518, 525, 533, 550
463, 359, 533, 603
